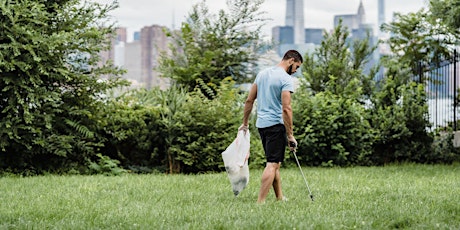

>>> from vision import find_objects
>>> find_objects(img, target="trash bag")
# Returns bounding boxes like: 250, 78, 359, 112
222, 130, 250, 196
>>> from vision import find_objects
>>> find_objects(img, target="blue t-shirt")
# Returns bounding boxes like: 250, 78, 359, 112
254, 66, 294, 128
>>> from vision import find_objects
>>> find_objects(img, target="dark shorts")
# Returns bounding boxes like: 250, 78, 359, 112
258, 124, 287, 163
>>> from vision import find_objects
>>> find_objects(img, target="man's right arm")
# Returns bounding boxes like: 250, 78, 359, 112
281, 90, 297, 150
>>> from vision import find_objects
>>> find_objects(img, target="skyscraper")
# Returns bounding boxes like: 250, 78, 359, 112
304, 28, 323, 45
333, 0, 366, 31
272, 26, 294, 55
285, 0, 305, 44
378, 0, 385, 34
140, 25, 171, 89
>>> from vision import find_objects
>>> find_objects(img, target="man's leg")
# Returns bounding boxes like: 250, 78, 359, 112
257, 162, 280, 203
272, 164, 284, 200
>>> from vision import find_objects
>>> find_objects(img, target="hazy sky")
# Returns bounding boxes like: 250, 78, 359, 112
92, 0, 428, 41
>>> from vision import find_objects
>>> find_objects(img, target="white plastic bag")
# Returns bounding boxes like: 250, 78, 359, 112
222, 130, 250, 196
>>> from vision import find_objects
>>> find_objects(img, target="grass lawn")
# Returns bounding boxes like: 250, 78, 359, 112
0, 164, 459, 229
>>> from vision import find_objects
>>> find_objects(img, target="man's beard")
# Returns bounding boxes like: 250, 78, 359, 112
287, 64, 294, 75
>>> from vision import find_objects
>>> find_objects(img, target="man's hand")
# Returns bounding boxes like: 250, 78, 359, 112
288, 135, 297, 152
238, 124, 249, 134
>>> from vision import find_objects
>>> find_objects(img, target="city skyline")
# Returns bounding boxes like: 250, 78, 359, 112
92, 0, 426, 41
285, 0, 305, 44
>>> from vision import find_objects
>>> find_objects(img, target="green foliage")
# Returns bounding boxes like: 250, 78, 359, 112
296, 18, 439, 166
2, 0, 459, 175
173, 78, 245, 173
97, 89, 163, 172
368, 61, 433, 164
151, 85, 189, 173
158, 0, 270, 93
100, 86, 189, 174
295, 21, 376, 166
293, 87, 374, 167
302, 20, 376, 97
0, 0, 127, 173
429, 131, 460, 163
88, 153, 127, 176
97, 79, 247, 174
246, 125, 266, 169
381, 10, 456, 77
373, 5, 460, 164
430, 0, 460, 33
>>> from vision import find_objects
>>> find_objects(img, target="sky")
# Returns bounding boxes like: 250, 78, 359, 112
91, 0, 428, 42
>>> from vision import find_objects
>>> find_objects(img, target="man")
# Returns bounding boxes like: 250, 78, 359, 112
239, 50, 303, 203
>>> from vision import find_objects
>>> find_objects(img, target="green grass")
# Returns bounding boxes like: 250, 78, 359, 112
1, 164, 459, 229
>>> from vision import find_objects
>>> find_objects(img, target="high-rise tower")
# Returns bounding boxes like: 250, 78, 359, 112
378, 0, 385, 33
334, 0, 366, 31
357, 0, 366, 25
285, 0, 305, 44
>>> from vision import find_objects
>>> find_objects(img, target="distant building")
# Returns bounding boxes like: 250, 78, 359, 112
304, 28, 324, 45
272, 26, 323, 56
97, 37, 114, 74
285, 0, 305, 44
272, 26, 294, 45
378, 0, 385, 34
272, 0, 325, 57
115, 27, 127, 43
97, 27, 127, 78
333, 0, 379, 75
352, 24, 374, 40
97, 25, 173, 89
279, 43, 317, 59
353, 24, 378, 73
133, 31, 141, 41
114, 42, 125, 67
140, 25, 171, 89
124, 40, 143, 87
272, 26, 294, 55
334, 0, 365, 31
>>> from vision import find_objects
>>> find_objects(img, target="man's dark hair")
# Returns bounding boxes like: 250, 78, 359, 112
282, 50, 303, 63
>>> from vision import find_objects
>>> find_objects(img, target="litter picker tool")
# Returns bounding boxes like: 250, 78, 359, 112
289, 141, 314, 201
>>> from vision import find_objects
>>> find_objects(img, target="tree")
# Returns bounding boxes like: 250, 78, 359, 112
0, 0, 126, 173
368, 59, 433, 164
158, 0, 270, 93
301, 20, 377, 98
373, 7, 442, 164
430, 0, 460, 32
428, 0, 460, 119
293, 22, 378, 166
381, 9, 456, 78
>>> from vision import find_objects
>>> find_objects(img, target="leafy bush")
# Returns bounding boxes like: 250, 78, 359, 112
0, 0, 126, 174
427, 131, 460, 164
98, 79, 249, 174
172, 79, 245, 173
98, 89, 163, 171
294, 20, 376, 166
293, 89, 374, 167
369, 70, 433, 164
88, 154, 127, 176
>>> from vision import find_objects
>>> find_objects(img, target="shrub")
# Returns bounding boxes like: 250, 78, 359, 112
293, 89, 374, 166
0, 0, 126, 174
369, 75, 433, 164
428, 131, 460, 164
173, 79, 244, 173
87, 154, 127, 176
98, 90, 163, 171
